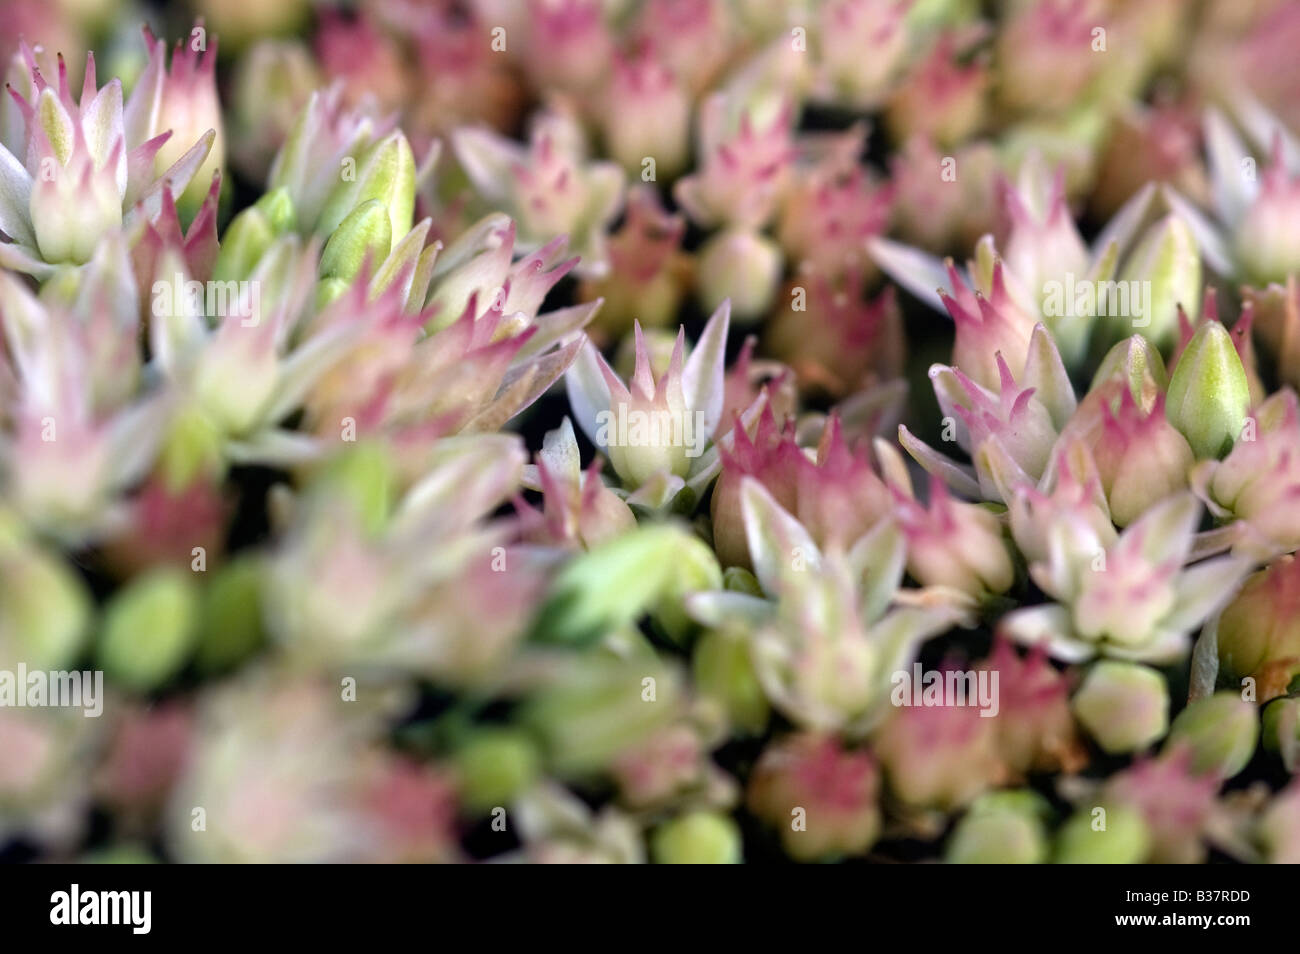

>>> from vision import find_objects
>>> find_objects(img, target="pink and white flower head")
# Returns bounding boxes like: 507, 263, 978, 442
894, 476, 1014, 599
794, 414, 892, 553
0, 270, 166, 543
889, 135, 1001, 252
1089, 388, 1194, 528
139, 26, 225, 214
767, 272, 902, 397
777, 140, 893, 280
873, 694, 1006, 812
1192, 388, 1300, 558
1003, 492, 1254, 664
522, 0, 615, 95
936, 245, 1039, 391
747, 733, 881, 861
632, 0, 732, 96
0, 45, 215, 272
1163, 103, 1300, 286
566, 302, 730, 505
886, 28, 990, 148
453, 108, 624, 276
674, 95, 796, 231
705, 479, 959, 733
976, 638, 1084, 777
710, 403, 803, 570
314, 9, 410, 116
812, 0, 912, 109
1103, 746, 1222, 864
579, 185, 688, 339
599, 48, 691, 180
1008, 438, 1117, 566
900, 323, 1073, 502
266, 83, 394, 235
996, 0, 1106, 116
516, 417, 636, 551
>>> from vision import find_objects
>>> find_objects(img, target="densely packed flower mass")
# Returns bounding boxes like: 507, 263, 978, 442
2, 0, 1300, 865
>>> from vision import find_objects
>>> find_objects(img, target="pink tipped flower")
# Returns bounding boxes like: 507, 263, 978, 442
0, 272, 166, 543
141, 26, 225, 214
886, 28, 990, 148
767, 272, 903, 397
977, 639, 1085, 777
358, 755, 459, 864
0, 45, 215, 271
1090, 388, 1195, 527
579, 186, 689, 339
1008, 438, 1117, 566
1004, 492, 1253, 664
522, 0, 615, 95
717, 336, 797, 440
632, 0, 732, 95
96, 702, 194, 814
611, 724, 709, 810
402, 0, 522, 136
889, 136, 1002, 252
599, 49, 691, 180
894, 477, 1015, 598
937, 251, 1039, 392
1232, 133, 1300, 286
453, 109, 624, 276
516, 417, 636, 550
1103, 747, 1222, 864
794, 415, 892, 553
777, 129, 893, 279
873, 696, 1006, 812
314, 10, 410, 116
711, 404, 803, 569
812, 0, 912, 109
1243, 277, 1300, 392
996, 0, 1106, 116
1191, 388, 1300, 558
901, 324, 1072, 502
132, 171, 222, 301
747, 733, 881, 861
566, 302, 730, 503
674, 95, 797, 231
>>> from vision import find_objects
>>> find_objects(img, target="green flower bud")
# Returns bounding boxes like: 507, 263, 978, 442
1261, 697, 1300, 756
1116, 214, 1201, 349
1165, 691, 1259, 779
531, 524, 693, 646
651, 811, 743, 864
194, 557, 267, 675
522, 658, 682, 776
1055, 804, 1151, 863
317, 131, 416, 245
158, 405, 226, 491
319, 199, 393, 284
315, 442, 396, 536
693, 628, 769, 735
723, 566, 764, 597
98, 569, 200, 691
1165, 322, 1251, 460
1072, 661, 1169, 754
651, 533, 723, 645
1088, 333, 1168, 405
0, 543, 92, 671
696, 228, 781, 322
946, 791, 1050, 864
452, 729, 542, 814
213, 188, 296, 283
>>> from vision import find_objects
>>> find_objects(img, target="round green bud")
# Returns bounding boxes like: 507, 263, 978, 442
1072, 661, 1168, 754
453, 729, 541, 814
651, 811, 743, 864
946, 791, 1050, 864
98, 569, 200, 691
1166, 691, 1259, 778
195, 557, 267, 675
1055, 804, 1150, 863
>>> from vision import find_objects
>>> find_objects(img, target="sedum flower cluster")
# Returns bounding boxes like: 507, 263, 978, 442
2, 0, 1300, 866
